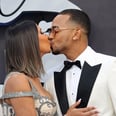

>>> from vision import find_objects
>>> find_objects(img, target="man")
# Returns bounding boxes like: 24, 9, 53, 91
44, 9, 116, 116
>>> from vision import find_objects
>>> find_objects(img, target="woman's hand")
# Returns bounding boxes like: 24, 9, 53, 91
65, 99, 99, 116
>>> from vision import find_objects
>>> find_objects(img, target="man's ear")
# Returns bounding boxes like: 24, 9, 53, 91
72, 29, 81, 40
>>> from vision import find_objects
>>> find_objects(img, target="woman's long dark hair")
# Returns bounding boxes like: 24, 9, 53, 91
5, 20, 44, 78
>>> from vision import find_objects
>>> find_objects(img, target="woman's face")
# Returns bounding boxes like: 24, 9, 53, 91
37, 26, 51, 56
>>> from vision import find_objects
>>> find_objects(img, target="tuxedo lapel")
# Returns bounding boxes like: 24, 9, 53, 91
54, 71, 69, 114
76, 61, 101, 108
54, 61, 102, 113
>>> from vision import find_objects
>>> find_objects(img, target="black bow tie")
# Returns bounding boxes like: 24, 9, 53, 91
64, 60, 81, 70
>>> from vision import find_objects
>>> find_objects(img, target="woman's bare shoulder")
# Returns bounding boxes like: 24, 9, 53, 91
4, 72, 31, 93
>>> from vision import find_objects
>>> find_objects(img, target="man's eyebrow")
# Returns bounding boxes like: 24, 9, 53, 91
52, 26, 59, 28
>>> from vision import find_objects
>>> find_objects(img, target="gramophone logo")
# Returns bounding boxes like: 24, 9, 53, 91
0, 0, 81, 24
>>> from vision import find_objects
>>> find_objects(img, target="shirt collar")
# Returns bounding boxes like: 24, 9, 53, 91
72, 46, 92, 68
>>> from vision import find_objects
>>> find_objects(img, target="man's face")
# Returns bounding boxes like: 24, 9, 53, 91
48, 14, 76, 55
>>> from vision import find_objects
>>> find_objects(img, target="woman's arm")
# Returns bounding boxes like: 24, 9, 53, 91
4, 73, 37, 116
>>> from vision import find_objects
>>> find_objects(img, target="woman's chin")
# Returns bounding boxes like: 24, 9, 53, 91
41, 50, 51, 56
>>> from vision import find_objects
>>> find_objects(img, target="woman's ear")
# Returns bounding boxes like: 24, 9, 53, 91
72, 29, 81, 40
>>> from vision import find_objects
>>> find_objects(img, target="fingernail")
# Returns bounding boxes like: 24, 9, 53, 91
78, 98, 82, 102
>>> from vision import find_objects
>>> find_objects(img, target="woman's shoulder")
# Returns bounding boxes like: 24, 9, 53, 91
4, 72, 31, 93
6, 72, 26, 80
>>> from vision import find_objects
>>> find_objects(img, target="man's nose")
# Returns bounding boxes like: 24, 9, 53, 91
48, 33, 54, 40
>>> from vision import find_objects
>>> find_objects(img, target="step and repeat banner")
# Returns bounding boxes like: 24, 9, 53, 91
0, 0, 116, 83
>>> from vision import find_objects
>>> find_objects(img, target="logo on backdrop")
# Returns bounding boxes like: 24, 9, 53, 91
0, 0, 81, 24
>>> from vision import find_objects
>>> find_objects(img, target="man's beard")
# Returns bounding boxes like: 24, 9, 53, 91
51, 46, 60, 55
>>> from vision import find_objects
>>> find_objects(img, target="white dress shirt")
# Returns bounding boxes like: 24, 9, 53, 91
66, 46, 91, 106
66, 65, 81, 106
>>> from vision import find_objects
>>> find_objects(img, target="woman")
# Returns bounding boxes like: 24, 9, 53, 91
1, 20, 56, 116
